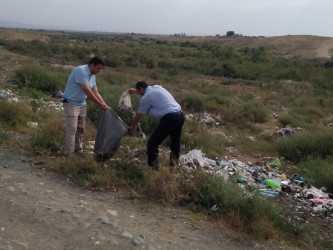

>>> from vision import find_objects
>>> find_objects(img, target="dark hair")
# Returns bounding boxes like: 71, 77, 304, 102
88, 56, 105, 66
136, 80, 148, 90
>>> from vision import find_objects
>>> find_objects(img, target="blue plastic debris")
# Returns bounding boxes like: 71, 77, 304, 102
257, 189, 279, 199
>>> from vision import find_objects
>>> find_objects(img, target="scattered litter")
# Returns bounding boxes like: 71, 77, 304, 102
275, 124, 302, 137
51, 90, 63, 98
225, 147, 237, 153
27, 122, 38, 128
257, 189, 280, 199
309, 198, 330, 205
210, 205, 219, 212
267, 158, 281, 168
178, 148, 332, 219
185, 112, 224, 127
262, 179, 280, 189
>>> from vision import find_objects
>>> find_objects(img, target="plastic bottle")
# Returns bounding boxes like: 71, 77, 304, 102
262, 179, 280, 189
258, 189, 279, 199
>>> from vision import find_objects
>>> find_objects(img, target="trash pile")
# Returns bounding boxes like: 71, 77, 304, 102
0, 89, 19, 102
46, 100, 63, 111
179, 149, 333, 222
0, 88, 63, 111
274, 124, 303, 137
185, 112, 224, 128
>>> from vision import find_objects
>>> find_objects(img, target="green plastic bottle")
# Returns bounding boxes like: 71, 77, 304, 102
263, 179, 280, 189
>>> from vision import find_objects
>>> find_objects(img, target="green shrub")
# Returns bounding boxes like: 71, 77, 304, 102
112, 161, 144, 184
99, 70, 129, 86
293, 107, 325, 120
56, 156, 104, 187
0, 100, 38, 129
183, 172, 291, 233
275, 130, 333, 162
29, 99, 44, 112
143, 168, 179, 203
242, 101, 268, 123
18, 88, 44, 99
299, 157, 333, 193
180, 94, 205, 112
278, 113, 306, 128
0, 131, 9, 144
14, 65, 68, 94
30, 117, 65, 154
204, 95, 231, 112
182, 118, 232, 158
158, 60, 174, 70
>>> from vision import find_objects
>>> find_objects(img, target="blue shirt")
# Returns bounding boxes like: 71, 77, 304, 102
62, 65, 96, 107
138, 85, 181, 119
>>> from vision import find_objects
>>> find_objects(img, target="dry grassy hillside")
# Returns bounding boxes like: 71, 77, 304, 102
150, 34, 333, 59
0, 28, 50, 42
1, 27, 333, 59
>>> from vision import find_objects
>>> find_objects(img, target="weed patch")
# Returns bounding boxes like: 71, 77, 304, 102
275, 130, 333, 162
0, 100, 38, 130
0, 131, 9, 144
14, 65, 68, 94
298, 157, 333, 193
30, 116, 65, 155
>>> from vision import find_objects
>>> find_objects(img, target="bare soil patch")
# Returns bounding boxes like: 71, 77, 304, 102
0, 146, 259, 250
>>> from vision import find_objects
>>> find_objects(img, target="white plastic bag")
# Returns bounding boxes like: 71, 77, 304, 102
180, 149, 205, 168
118, 90, 132, 110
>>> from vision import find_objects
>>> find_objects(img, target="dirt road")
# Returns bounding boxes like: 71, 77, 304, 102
0, 148, 256, 250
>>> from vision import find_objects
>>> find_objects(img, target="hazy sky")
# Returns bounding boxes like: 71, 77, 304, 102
1, 0, 332, 37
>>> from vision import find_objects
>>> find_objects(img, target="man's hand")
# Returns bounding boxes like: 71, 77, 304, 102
99, 102, 111, 110
128, 88, 137, 95
129, 125, 137, 136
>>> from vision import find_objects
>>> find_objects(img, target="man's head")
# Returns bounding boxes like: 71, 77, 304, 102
135, 80, 148, 96
88, 56, 105, 74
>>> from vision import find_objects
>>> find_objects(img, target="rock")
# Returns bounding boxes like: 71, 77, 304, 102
132, 235, 145, 245
121, 231, 133, 239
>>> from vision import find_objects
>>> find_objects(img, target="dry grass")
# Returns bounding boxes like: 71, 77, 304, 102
0, 28, 49, 42
143, 167, 179, 204
147, 34, 333, 59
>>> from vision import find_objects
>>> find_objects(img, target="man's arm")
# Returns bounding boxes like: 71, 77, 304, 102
80, 83, 110, 110
92, 87, 111, 108
130, 113, 143, 131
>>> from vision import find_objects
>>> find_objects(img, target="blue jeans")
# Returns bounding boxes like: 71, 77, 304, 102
147, 111, 185, 169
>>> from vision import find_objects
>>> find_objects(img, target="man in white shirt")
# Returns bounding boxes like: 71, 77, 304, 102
129, 80, 185, 170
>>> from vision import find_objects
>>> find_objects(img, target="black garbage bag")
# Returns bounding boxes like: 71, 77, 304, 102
94, 110, 130, 161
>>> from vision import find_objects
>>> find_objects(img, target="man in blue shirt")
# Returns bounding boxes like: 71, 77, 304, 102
62, 56, 110, 156
129, 80, 185, 170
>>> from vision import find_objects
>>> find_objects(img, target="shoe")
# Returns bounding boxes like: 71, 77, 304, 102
74, 149, 84, 155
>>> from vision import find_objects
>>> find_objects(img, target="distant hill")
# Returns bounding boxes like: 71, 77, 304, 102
0, 28, 50, 43
0, 26, 332, 59
0, 19, 45, 30
149, 34, 333, 59
0, 19, 74, 32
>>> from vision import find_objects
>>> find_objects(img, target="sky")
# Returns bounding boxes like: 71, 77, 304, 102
0, 0, 332, 37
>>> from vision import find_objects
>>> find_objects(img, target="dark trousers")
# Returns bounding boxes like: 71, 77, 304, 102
147, 111, 185, 168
